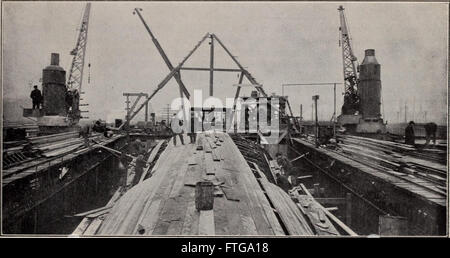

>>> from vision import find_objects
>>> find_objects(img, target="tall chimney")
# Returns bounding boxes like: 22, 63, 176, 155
50, 53, 59, 66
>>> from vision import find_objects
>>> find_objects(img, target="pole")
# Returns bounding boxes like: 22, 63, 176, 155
333, 83, 337, 144
300, 104, 303, 122
404, 102, 407, 123
145, 102, 148, 122
125, 95, 130, 142
209, 35, 214, 96
313, 95, 319, 147
167, 104, 170, 123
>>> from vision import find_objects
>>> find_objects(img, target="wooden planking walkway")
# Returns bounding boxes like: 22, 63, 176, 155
96, 132, 315, 236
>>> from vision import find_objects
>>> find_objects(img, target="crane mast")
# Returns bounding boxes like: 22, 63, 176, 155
338, 5, 359, 115
67, 3, 91, 120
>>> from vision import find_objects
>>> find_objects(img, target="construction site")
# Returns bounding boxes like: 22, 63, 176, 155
1, 3, 448, 237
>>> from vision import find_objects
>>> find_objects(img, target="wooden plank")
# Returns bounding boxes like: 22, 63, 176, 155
150, 144, 196, 235
223, 135, 274, 235
139, 140, 165, 183
72, 217, 92, 235
214, 157, 257, 235
181, 196, 200, 235
98, 143, 181, 234
134, 199, 163, 235
212, 196, 231, 235
73, 205, 112, 217
198, 210, 215, 235
83, 217, 103, 235
262, 181, 314, 235
87, 208, 112, 219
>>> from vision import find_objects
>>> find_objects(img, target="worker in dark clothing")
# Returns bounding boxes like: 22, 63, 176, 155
93, 120, 106, 133
188, 113, 201, 144
424, 122, 437, 146
276, 173, 292, 192
119, 149, 132, 189
132, 154, 147, 186
170, 113, 185, 146
405, 121, 415, 146
65, 90, 73, 112
276, 153, 297, 186
30, 85, 42, 109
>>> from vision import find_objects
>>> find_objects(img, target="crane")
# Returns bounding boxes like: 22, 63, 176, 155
338, 5, 359, 116
67, 3, 91, 121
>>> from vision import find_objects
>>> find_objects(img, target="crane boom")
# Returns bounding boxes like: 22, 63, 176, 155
133, 8, 191, 99
68, 3, 91, 92
338, 5, 359, 115
67, 3, 91, 121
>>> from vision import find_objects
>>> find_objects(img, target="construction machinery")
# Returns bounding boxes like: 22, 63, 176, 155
336, 6, 387, 135
67, 2, 92, 122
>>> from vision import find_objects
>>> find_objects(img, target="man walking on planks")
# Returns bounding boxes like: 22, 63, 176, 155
170, 113, 185, 146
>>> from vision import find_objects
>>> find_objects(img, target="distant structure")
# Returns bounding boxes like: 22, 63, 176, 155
336, 6, 386, 135
22, 3, 91, 135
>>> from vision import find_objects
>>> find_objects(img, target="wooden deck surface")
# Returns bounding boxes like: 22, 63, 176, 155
95, 132, 315, 236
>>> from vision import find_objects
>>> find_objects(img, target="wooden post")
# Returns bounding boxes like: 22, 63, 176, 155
145, 102, 148, 122
209, 35, 214, 96
346, 192, 352, 226
195, 181, 214, 210
300, 104, 303, 122
312, 95, 319, 147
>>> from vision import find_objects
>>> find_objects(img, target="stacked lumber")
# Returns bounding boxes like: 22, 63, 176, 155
336, 135, 447, 189
3, 133, 122, 186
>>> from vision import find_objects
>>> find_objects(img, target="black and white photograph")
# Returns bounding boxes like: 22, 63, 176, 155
1, 1, 448, 238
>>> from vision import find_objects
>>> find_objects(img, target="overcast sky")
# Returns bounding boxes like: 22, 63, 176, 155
2, 1, 448, 124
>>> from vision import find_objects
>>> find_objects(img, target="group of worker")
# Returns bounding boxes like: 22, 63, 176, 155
169, 113, 201, 146
30, 85, 77, 112
405, 121, 438, 147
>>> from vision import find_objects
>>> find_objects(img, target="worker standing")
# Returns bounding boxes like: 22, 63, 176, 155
132, 154, 147, 186
65, 90, 73, 112
170, 113, 185, 146
424, 122, 437, 147
30, 85, 42, 110
405, 121, 415, 146
276, 153, 297, 186
276, 173, 292, 192
119, 149, 131, 189
188, 113, 201, 144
